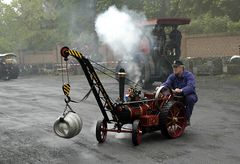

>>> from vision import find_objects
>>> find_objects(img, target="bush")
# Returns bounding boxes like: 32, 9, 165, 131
183, 14, 239, 34
227, 21, 240, 33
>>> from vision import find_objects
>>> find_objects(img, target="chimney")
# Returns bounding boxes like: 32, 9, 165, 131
118, 68, 126, 102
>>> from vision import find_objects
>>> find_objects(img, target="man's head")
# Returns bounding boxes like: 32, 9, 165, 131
172, 60, 184, 76
172, 25, 178, 30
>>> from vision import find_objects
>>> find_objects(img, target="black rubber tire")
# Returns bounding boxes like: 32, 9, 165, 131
10, 67, 19, 79
96, 120, 107, 143
132, 120, 142, 146
3, 73, 10, 81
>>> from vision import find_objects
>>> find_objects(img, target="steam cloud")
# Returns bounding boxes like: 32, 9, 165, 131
95, 6, 147, 83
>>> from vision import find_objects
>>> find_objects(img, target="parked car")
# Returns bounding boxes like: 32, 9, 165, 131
0, 53, 19, 80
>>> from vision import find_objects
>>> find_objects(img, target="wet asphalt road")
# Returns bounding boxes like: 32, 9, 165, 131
0, 74, 240, 164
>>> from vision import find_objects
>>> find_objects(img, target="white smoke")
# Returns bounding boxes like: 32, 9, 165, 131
95, 6, 147, 83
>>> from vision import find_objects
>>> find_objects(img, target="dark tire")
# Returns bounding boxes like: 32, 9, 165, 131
11, 73, 18, 79
96, 120, 107, 143
3, 76, 10, 80
160, 101, 187, 139
132, 120, 142, 146
10, 67, 19, 79
3, 72, 10, 81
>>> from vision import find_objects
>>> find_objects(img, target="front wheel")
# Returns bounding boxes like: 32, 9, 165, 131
3, 72, 10, 80
96, 120, 107, 143
132, 120, 142, 146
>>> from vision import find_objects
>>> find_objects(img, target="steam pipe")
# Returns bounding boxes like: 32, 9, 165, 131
118, 68, 126, 102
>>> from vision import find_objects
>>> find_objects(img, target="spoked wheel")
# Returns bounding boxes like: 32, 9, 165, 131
96, 120, 107, 143
160, 101, 187, 139
132, 120, 142, 146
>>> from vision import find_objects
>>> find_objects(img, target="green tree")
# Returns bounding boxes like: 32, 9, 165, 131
96, 0, 143, 13
0, 0, 239, 53
183, 14, 230, 34
143, 0, 175, 18
0, 0, 98, 52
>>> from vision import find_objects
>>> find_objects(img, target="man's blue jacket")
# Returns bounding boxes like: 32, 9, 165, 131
162, 70, 197, 96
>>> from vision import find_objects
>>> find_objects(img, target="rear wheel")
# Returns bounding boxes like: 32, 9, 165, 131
10, 66, 19, 79
3, 71, 10, 80
96, 120, 107, 143
160, 101, 187, 138
132, 120, 142, 146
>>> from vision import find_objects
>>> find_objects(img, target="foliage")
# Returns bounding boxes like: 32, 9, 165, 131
0, 0, 239, 53
183, 14, 230, 34
96, 0, 143, 13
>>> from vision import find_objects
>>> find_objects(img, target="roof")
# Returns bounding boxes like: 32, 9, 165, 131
0, 53, 17, 57
141, 19, 158, 26
141, 18, 191, 26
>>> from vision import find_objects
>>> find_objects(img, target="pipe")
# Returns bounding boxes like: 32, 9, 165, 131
118, 68, 126, 102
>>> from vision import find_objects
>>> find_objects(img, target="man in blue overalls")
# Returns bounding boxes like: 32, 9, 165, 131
161, 60, 198, 125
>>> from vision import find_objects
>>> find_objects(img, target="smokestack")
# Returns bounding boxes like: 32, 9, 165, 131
118, 68, 126, 102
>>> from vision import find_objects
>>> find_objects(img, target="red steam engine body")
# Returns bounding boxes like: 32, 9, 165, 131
55, 47, 188, 146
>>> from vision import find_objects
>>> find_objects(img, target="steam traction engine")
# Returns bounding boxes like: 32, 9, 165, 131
54, 47, 188, 146
120, 18, 191, 88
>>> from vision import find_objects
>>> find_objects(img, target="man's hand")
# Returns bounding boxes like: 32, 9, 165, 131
174, 88, 183, 93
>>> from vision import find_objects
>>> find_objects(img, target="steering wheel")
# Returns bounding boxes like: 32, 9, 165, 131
155, 86, 173, 110
155, 86, 173, 99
